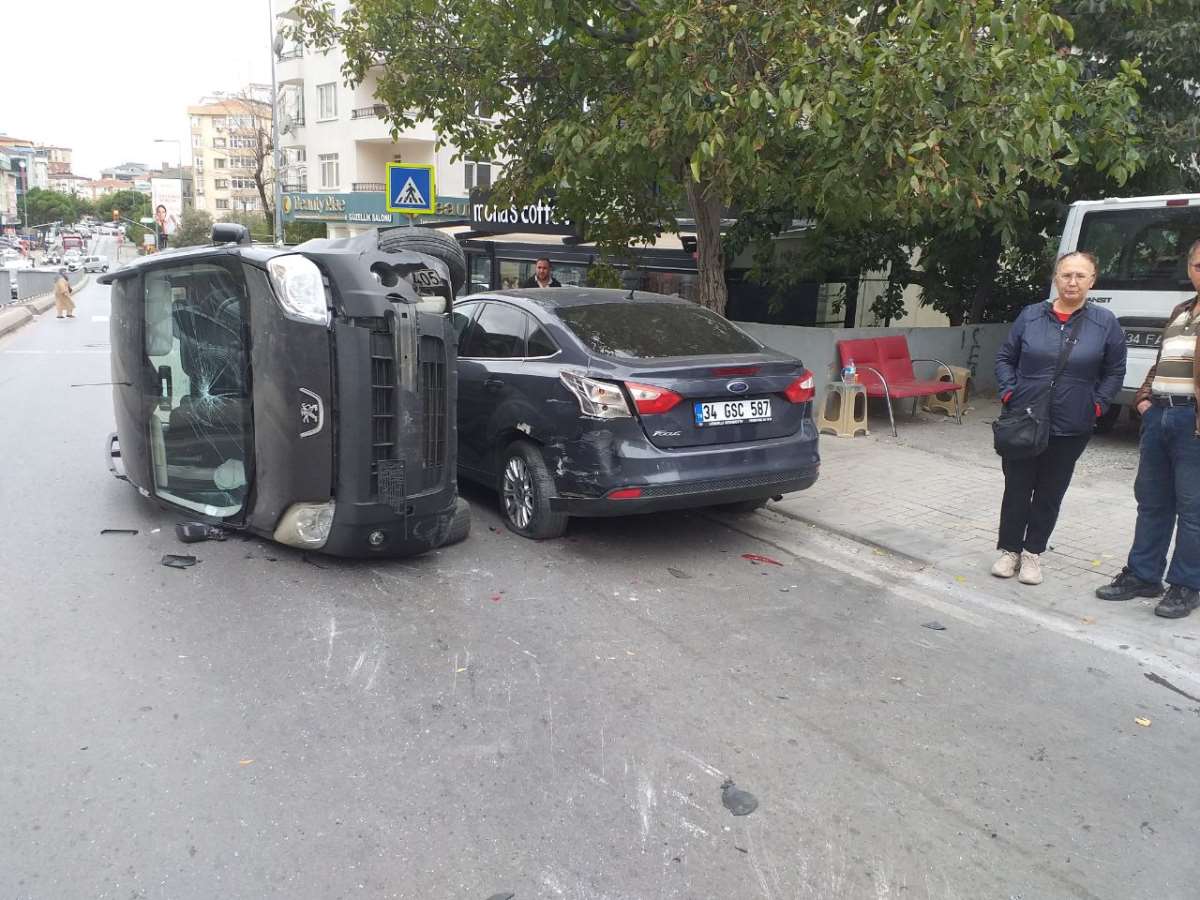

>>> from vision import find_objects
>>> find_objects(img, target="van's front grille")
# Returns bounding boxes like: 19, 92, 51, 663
369, 323, 396, 495
419, 335, 447, 470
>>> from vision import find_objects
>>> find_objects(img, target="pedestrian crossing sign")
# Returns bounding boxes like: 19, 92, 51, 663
386, 163, 437, 215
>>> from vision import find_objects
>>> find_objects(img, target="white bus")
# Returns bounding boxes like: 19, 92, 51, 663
1056, 193, 1200, 426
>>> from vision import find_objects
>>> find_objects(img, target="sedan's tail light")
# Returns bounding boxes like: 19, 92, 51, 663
624, 381, 683, 415
560, 370, 632, 418
607, 487, 643, 500
784, 371, 815, 403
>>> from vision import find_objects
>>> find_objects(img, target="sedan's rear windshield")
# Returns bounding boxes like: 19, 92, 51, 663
556, 302, 761, 358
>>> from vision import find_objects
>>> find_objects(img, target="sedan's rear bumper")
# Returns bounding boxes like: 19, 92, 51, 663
550, 466, 818, 516
543, 418, 821, 517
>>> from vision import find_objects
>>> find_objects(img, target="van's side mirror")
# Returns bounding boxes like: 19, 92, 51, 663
212, 223, 251, 246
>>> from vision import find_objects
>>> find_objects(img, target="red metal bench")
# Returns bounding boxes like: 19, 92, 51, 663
837, 336, 964, 436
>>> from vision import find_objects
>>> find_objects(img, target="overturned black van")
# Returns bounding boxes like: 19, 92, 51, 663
99, 224, 469, 558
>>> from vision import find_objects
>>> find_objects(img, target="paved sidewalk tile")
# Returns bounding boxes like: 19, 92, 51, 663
776, 401, 1150, 613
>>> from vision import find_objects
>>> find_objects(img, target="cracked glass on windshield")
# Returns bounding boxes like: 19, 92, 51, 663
556, 301, 761, 359
143, 261, 251, 517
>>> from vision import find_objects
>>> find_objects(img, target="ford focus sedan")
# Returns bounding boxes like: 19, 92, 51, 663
453, 287, 820, 538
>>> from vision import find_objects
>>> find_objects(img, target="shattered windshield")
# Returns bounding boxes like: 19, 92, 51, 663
142, 260, 252, 517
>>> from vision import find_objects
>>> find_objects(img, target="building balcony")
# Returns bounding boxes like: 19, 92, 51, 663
352, 182, 385, 192
277, 47, 303, 61
281, 183, 306, 193
351, 105, 387, 121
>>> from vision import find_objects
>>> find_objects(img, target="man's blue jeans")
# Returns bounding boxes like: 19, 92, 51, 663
1128, 405, 1200, 590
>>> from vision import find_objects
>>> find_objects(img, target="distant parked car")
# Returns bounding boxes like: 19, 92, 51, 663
452, 287, 821, 538
82, 254, 109, 273
63, 250, 83, 271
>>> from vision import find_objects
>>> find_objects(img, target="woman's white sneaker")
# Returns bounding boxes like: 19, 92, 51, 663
1019, 552, 1043, 585
991, 550, 1021, 578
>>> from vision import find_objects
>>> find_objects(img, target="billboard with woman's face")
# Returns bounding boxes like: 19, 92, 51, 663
150, 178, 182, 249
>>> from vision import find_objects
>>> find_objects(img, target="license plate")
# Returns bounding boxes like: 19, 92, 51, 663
694, 398, 772, 427
1125, 329, 1162, 349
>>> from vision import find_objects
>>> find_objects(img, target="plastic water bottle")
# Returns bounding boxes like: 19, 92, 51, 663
844, 358, 857, 384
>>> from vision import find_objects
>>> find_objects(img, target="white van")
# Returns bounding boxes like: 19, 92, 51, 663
1056, 193, 1200, 424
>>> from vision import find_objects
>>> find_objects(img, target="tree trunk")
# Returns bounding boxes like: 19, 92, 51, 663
842, 275, 860, 328
967, 230, 1003, 324
685, 176, 728, 315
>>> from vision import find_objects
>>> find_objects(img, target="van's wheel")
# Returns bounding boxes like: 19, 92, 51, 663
440, 497, 472, 547
1095, 403, 1122, 434
499, 440, 568, 540
716, 497, 769, 514
378, 226, 468, 296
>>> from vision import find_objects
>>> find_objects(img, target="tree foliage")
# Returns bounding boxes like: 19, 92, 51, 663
23, 188, 83, 228
169, 209, 215, 249
290, 0, 1144, 315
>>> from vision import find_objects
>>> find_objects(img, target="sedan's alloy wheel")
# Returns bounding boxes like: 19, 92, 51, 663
502, 456, 535, 530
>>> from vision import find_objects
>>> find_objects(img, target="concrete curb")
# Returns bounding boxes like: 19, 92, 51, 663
0, 274, 92, 340
765, 502, 934, 567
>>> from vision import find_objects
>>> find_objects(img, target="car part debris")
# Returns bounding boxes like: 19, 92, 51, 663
741, 553, 783, 566
720, 779, 759, 816
161, 554, 198, 569
100, 528, 139, 536
921, 621, 947, 631
175, 523, 226, 543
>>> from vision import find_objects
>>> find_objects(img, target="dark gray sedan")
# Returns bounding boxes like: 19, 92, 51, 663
453, 287, 821, 538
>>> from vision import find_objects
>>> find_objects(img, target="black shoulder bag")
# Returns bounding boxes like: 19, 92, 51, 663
992, 312, 1086, 460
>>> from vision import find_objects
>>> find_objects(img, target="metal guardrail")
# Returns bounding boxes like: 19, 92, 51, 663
278, 48, 303, 61
351, 105, 387, 120
352, 182, 385, 192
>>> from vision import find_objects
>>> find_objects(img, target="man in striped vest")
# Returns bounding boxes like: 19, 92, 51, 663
1096, 239, 1200, 617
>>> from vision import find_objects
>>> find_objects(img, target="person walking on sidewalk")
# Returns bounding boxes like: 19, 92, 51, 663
1096, 240, 1200, 618
54, 268, 76, 319
992, 251, 1126, 585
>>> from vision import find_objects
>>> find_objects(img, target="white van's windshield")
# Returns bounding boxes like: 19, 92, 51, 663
1078, 205, 1200, 293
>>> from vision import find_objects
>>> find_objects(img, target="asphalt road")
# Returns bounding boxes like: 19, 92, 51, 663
1, 275, 1198, 900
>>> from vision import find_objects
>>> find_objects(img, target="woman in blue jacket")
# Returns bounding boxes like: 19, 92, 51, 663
992, 251, 1126, 585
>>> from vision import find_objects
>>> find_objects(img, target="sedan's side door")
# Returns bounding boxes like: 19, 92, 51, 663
456, 301, 535, 480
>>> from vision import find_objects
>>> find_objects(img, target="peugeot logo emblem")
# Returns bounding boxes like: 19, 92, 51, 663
726, 381, 750, 394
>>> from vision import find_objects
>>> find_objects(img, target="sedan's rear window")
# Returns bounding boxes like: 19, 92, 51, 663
556, 302, 761, 358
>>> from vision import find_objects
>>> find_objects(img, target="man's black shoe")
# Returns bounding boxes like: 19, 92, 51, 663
1154, 585, 1200, 619
1095, 567, 1164, 602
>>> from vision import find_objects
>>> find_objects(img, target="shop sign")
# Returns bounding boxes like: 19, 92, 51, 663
281, 191, 470, 225
468, 189, 574, 236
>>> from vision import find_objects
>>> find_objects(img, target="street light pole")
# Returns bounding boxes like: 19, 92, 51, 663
269, 0, 284, 245
17, 160, 28, 235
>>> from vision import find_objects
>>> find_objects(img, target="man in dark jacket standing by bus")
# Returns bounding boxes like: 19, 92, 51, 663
1096, 240, 1200, 617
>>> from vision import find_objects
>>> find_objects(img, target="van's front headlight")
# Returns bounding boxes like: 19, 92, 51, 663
267, 255, 329, 325
274, 500, 336, 548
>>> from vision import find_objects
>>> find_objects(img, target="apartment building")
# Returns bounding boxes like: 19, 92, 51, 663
273, 11, 492, 240
188, 93, 274, 220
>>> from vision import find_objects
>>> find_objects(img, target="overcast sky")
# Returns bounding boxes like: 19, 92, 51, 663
3, 0, 276, 177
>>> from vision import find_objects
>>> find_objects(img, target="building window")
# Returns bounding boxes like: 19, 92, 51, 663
214, 158, 226, 169
231, 177, 256, 190
214, 179, 229, 189
317, 83, 338, 120
213, 137, 226, 148
319, 153, 339, 188
464, 161, 493, 192
216, 199, 230, 210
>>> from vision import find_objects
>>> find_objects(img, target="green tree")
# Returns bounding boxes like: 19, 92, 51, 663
285, 220, 327, 244
219, 210, 273, 241
94, 189, 152, 235
23, 188, 81, 228
290, 0, 1143, 314
169, 209, 215, 249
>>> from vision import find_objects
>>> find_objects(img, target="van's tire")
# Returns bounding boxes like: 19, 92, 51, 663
441, 497, 472, 547
499, 440, 568, 540
378, 226, 468, 296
